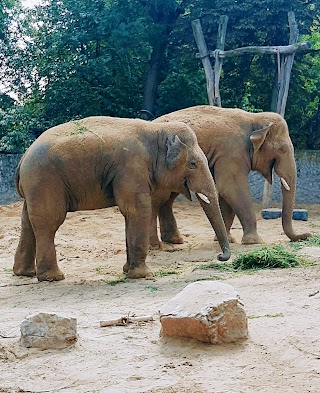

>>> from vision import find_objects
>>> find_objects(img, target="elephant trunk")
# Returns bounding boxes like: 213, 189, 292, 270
195, 186, 231, 261
280, 170, 311, 242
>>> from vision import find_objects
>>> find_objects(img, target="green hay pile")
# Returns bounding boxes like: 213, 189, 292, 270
232, 245, 303, 270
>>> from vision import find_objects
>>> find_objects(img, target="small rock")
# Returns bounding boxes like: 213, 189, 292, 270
159, 281, 248, 344
20, 313, 77, 349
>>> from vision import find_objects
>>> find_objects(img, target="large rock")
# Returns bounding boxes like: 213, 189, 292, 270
20, 313, 77, 349
159, 281, 248, 344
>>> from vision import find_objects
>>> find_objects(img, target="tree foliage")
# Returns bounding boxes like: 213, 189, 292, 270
1, 0, 320, 152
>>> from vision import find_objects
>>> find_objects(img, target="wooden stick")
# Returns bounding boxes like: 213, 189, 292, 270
100, 315, 154, 327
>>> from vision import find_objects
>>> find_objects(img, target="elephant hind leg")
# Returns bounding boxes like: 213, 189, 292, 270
27, 202, 66, 282
13, 201, 36, 277
159, 192, 183, 244
214, 196, 237, 243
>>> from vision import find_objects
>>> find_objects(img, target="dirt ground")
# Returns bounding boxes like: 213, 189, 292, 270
0, 200, 319, 393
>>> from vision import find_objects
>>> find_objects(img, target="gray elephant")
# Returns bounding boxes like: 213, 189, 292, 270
152, 105, 311, 245
13, 116, 231, 282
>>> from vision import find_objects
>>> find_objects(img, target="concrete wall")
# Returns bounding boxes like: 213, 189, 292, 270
0, 154, 22, 204
0, 151, 319, 205
249, 150, 320, 204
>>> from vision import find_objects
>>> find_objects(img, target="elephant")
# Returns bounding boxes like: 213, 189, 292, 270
13, 116, 231, 282
152, 105, 311, 245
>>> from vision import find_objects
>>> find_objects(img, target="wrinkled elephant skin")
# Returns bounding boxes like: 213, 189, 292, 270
154, 105, 311, 244
13, 116, 230, 282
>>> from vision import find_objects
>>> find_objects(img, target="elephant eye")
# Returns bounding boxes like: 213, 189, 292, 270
278, 143, 288, 154
188, 159, 198, 169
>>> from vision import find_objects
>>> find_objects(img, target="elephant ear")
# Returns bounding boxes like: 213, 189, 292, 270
166, 134, 188, 170
250, 123, 273, 152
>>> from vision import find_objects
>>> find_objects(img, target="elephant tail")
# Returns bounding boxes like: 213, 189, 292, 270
14, 157, 24, 198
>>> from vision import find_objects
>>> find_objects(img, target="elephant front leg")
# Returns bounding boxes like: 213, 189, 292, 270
217, 173, 263, 244
149, 208, 161, 249
13, 201, 36, 277
120, 194, 154, 279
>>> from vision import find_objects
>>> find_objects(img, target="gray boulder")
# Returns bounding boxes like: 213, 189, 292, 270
20, 312, 77, 349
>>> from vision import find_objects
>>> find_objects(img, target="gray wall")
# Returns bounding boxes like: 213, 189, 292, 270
0, 154, 22, 204
249, 150, 320, 204
0, 151, 319, 205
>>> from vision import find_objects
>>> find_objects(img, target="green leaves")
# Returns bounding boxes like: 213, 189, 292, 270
0, 106, 35, 153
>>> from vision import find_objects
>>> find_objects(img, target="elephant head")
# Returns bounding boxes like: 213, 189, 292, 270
250, 115, 310, 241
156, 124, 231, 260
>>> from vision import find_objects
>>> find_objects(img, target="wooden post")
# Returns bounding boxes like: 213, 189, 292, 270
192, 19, 215, 105
276, 11, 299, 116
213, 15, 229, 106
192, 12, 311, 209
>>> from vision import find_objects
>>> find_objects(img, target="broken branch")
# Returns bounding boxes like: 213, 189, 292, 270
100, 315, 154, 327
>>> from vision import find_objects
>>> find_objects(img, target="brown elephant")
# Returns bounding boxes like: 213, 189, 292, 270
153, 105, 311, 244
13, 116, 230, 282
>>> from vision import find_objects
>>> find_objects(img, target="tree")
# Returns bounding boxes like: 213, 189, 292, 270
2, 0, 320, 151
14, 0, 151, 126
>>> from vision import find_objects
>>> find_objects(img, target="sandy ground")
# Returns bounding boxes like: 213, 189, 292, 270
0, 200, 319, 393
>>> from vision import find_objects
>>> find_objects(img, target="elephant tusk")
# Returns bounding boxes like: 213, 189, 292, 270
280, 177, 290, 191
196, 193, 210, 204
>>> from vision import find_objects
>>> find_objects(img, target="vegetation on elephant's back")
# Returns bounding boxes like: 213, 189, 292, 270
1, 0, 320, 151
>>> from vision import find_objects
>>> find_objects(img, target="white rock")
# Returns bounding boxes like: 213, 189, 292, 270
159, 281, 248, 344
20, 313, 77, 349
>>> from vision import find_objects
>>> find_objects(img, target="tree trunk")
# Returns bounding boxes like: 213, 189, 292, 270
140, 1, 190, 119
141, 38, 168, 119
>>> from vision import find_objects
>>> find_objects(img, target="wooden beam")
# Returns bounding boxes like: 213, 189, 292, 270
192, 19, 215, 105
204, 41, 310, 59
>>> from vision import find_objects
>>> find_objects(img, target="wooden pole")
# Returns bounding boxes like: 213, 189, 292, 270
192, 19, 215, 105
276, 11, 299, 116
213, 15, 229, 106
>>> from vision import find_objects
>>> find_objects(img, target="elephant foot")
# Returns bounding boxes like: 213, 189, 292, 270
123, 262, 129, 273
149, 231, 162, 249
127, 265, 154, 279
37, 268, 65, 282
241, 233, 264, 245
13, 267, 36, 277
149, 239, 162, 250
214, 233, 236, 243
161, 234, 184, 245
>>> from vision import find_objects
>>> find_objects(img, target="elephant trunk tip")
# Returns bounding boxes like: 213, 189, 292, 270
217, 247, 231, 261
289, 232, 312, 242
